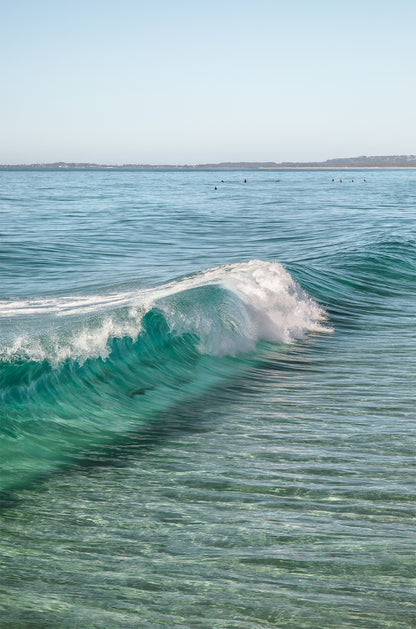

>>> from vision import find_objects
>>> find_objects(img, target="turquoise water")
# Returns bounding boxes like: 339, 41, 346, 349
0, 168, 415, 627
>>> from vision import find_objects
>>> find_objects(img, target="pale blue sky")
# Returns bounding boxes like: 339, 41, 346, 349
1, 0, 415, 164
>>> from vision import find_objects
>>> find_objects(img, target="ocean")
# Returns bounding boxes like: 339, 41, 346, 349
0, 168, 415, 628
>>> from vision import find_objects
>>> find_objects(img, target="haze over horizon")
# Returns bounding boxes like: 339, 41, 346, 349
2, 0, 415, 165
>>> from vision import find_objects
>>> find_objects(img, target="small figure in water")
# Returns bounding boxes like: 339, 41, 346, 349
214, 186, 217, 190
244, 178, 247, 183
339, 179, 342, 183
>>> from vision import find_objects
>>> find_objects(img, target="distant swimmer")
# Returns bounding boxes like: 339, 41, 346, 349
332, 178, 334, 182
221, 180, 224, 183
244, 178, 247, 183
214, 186, 217, 190
363, 179, 366, 182
339, 179, 342, 183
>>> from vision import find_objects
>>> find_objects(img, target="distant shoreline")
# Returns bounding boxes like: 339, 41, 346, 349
1, 167, 415, 171
1, 155, 416, 170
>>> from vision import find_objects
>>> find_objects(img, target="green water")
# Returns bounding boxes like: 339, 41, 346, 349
0, 168, 415, 627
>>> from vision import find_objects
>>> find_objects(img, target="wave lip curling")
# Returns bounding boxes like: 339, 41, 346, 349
0, 260, 331, 366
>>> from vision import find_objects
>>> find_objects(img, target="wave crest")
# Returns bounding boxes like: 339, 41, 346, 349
0, 260, 331, 366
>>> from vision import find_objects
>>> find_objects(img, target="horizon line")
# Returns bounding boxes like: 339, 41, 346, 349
1, 154, 416, 169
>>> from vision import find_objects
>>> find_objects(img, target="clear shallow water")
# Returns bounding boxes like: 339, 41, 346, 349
0, 168, 415, 627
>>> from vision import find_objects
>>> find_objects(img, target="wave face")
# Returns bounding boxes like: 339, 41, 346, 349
0, 260, 329, 493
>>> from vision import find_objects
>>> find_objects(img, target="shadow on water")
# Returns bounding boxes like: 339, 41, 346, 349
0, 336, 320, 511
0, 384, 235, 511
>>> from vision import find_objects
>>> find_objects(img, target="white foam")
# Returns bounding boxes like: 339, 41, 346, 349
155, 260, 332, 356
222, 260, 331, 343
0, 261, 332, 365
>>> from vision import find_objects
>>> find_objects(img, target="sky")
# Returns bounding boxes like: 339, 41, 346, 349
1, 0, 415, 164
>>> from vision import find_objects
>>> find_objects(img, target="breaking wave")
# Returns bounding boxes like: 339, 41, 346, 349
0, 260, 330, 493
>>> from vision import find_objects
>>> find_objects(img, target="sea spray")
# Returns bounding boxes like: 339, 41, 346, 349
1, 260, 330, 365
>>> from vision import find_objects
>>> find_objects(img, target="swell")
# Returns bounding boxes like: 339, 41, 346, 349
0, 260, 330, 493
290, 235, 416, 329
